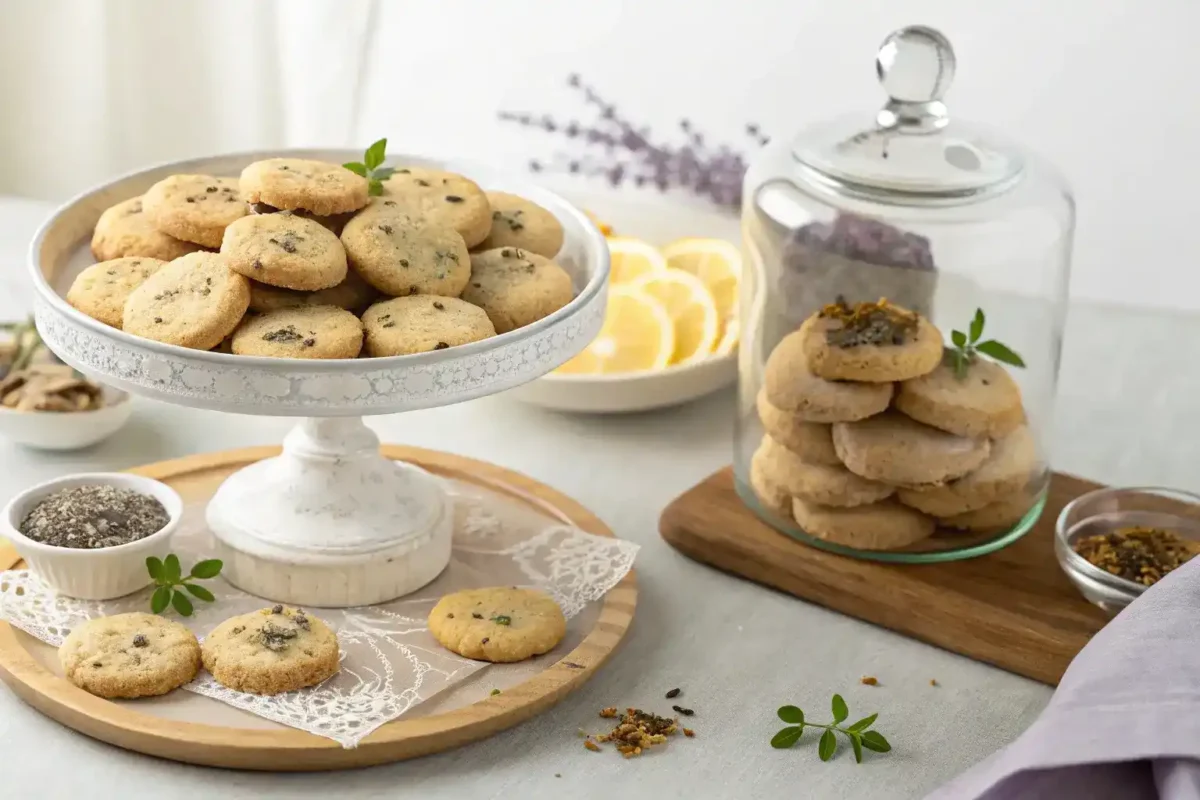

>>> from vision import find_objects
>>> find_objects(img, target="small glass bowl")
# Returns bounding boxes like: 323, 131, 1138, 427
1055, 486, 1200, 614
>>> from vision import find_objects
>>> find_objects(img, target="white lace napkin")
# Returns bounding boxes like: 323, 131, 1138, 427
0, 477, 638, 747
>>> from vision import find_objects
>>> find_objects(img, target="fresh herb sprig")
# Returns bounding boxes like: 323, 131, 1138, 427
948, 308, 1026, 378
770, 694, 891, 764
146, 555, 223, 617
343, 138, 396, 196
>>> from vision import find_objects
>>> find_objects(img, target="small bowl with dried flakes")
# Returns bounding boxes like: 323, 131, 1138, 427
0, 363, 133, 451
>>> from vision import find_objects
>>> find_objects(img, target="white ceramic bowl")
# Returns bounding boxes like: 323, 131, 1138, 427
1, 472, 182, 599
0, 387, 132, 451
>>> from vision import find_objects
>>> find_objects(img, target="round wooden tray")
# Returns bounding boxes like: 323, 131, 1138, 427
0, 446, 637, 771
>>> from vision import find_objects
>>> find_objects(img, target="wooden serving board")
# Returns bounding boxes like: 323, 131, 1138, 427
0, 446, 637, 771
660, 468, 1108, 685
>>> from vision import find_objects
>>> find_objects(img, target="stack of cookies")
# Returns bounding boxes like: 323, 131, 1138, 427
70, 156, 574, 359
751, 299, 1039, 551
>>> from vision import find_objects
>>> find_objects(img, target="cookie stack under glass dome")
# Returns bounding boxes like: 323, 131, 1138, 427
734, 26, 1074, 562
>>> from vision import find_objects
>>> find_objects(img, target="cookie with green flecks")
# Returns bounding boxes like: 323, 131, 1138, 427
220, 213, 347, 291
141, 175, 247, 248
380, 167, 492, 248
91, 196, 205, 262
202, 605, 339, 695
67, 257, 166, 328
59, 612, 201, 699
362, 295, 495, 357
476, 192, 564, 258
230, 305, 363, 359
460, 247, 574, 334
340, 204, 470, 298
428, 587, 566, 663
240, 158, 369, 217
122, 252, 250, 350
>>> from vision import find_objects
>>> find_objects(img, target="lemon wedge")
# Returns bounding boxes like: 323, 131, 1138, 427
660, 238, 742, 354
628, 269, 720, 365
554, 286, 674, 375
606, 237, 668, 285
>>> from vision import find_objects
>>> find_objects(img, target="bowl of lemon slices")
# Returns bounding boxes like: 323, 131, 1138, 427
507, 192, 741, 413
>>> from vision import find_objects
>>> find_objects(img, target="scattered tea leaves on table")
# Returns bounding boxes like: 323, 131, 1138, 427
665, 687, 681, 699
146, 555, 223, 617
771, 694, 890, 764
584, 705, 697, 758
947, 308, 1026, 378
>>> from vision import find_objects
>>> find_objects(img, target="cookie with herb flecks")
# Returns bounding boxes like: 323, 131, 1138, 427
220, 213, 347, 291
141, 175, 247, 248
202, 605, 339, 695
246, 201, 356, 236
362, 295, 495, 357
460, 247, 574, 334
340, 205, 470, 297
791, 497, 936, 551
122, 252, 250, 350
755, 390, 840, 466
381, 167, 492, 247
240, 158, 369, 217
894, 357, 1025, 439
898, 425, 1038, 517
755, 433, 893, 508
59, 612, 201, 699
231, 305, 363, 359
762, 331, 892, 422
67, 257, 166, 328
800, 299, 943, 383
832, 411, 991, 487
248, 269, 378, 315
91, 196, 205, 262
429, 587, 566, 663
476, 192, 564, 258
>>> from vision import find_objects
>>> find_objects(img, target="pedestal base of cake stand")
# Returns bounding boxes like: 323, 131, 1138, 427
205, 417, 452, 607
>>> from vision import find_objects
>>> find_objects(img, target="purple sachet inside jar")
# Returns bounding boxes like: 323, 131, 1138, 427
792, 213, 936, 272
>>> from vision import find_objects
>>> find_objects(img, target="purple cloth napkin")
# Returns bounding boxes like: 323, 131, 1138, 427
928, 556, 1200, 800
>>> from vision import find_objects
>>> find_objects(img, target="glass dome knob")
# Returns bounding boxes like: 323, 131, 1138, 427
875, 26, 956, 131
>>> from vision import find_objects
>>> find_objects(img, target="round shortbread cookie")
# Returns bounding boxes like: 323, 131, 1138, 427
894, 357, 1025, 438
362, 295, 495, 356
756, 433, 893, 507
938, 489, 1041, 533
832, 411, 991, 487
762, 330, 892, 422
382, 167, 492, 247
791, 497, 936, 550
240, 158, 369, 217
67, 257, 166, 327
142, 175, 247, 248
897, 426, 1038, 516
756, 390, 841, 465
231, 305, 363, 359
476, 192, 565, 258
428, 587, 566, 663
201, 605, 340, 695
59, 612, 201, 699
341, 205, 470, 298
248, 269, 378, 314
220, 213, 347, 291
800, 306, 943, 383
91, 196, 204, 262
460, 247, 574, 334
749, 442, 794, 519
122, 252, 250, 350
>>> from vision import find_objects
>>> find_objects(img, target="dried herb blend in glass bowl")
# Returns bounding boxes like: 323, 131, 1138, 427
734, 26, 1073, 563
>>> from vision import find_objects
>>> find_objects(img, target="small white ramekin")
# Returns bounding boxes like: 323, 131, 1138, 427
1, 472, 183, 600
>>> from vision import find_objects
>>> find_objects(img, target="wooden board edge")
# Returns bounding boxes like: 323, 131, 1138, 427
0, 446, 638, 770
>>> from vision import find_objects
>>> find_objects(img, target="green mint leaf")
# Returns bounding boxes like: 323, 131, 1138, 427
950, 329, 967, 349
368, 179, 383, 196
969, 309, 985, 343
372, 166, 396, 182
850, 732, 863, 763
770, 726, 804, 749
171, 590, 194, 617
146, 556, 164, 582
861, 730, 891, 753
831, 694, 848, 724
184, 583, 216, 603
343, 162, 368, 177
818, 729, 837, 761
953, 349, 968, 379
364, 138, 387, 171
848, 713, 878, 733
777, 705, 804, 724
190, 559, 223, 579
150, 585, 171, 614
163, 554, 182, 584
975, 340, 1026, 368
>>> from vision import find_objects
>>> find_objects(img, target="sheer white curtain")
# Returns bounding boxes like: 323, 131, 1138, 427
0, 0, 377, 201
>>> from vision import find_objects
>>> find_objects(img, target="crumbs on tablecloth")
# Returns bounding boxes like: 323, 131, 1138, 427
861, 676, 878, 686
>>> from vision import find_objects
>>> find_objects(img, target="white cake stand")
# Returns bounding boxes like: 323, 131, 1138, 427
28, 148, 609, 607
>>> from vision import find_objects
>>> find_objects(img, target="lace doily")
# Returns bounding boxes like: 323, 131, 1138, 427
0, 478, 638, 748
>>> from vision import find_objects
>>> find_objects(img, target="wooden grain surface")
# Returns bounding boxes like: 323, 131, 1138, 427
659, 468, 1111, 686
0, 445, 637, 771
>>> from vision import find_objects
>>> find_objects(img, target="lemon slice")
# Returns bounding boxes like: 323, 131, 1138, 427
607, 237, 668, 285
554, 286, 674, 374
629, 269, 720, 365
661, 238, 742, 352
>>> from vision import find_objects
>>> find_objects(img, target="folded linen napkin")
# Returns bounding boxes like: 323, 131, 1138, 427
928, 556, 1200, 800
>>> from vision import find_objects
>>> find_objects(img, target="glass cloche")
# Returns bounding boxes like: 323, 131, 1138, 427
734, 26, 1073, 562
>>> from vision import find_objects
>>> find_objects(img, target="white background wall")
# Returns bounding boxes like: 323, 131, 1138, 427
0, 0, 1194, 310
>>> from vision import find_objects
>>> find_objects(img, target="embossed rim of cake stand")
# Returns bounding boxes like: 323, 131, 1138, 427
27, 149, 610, 606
